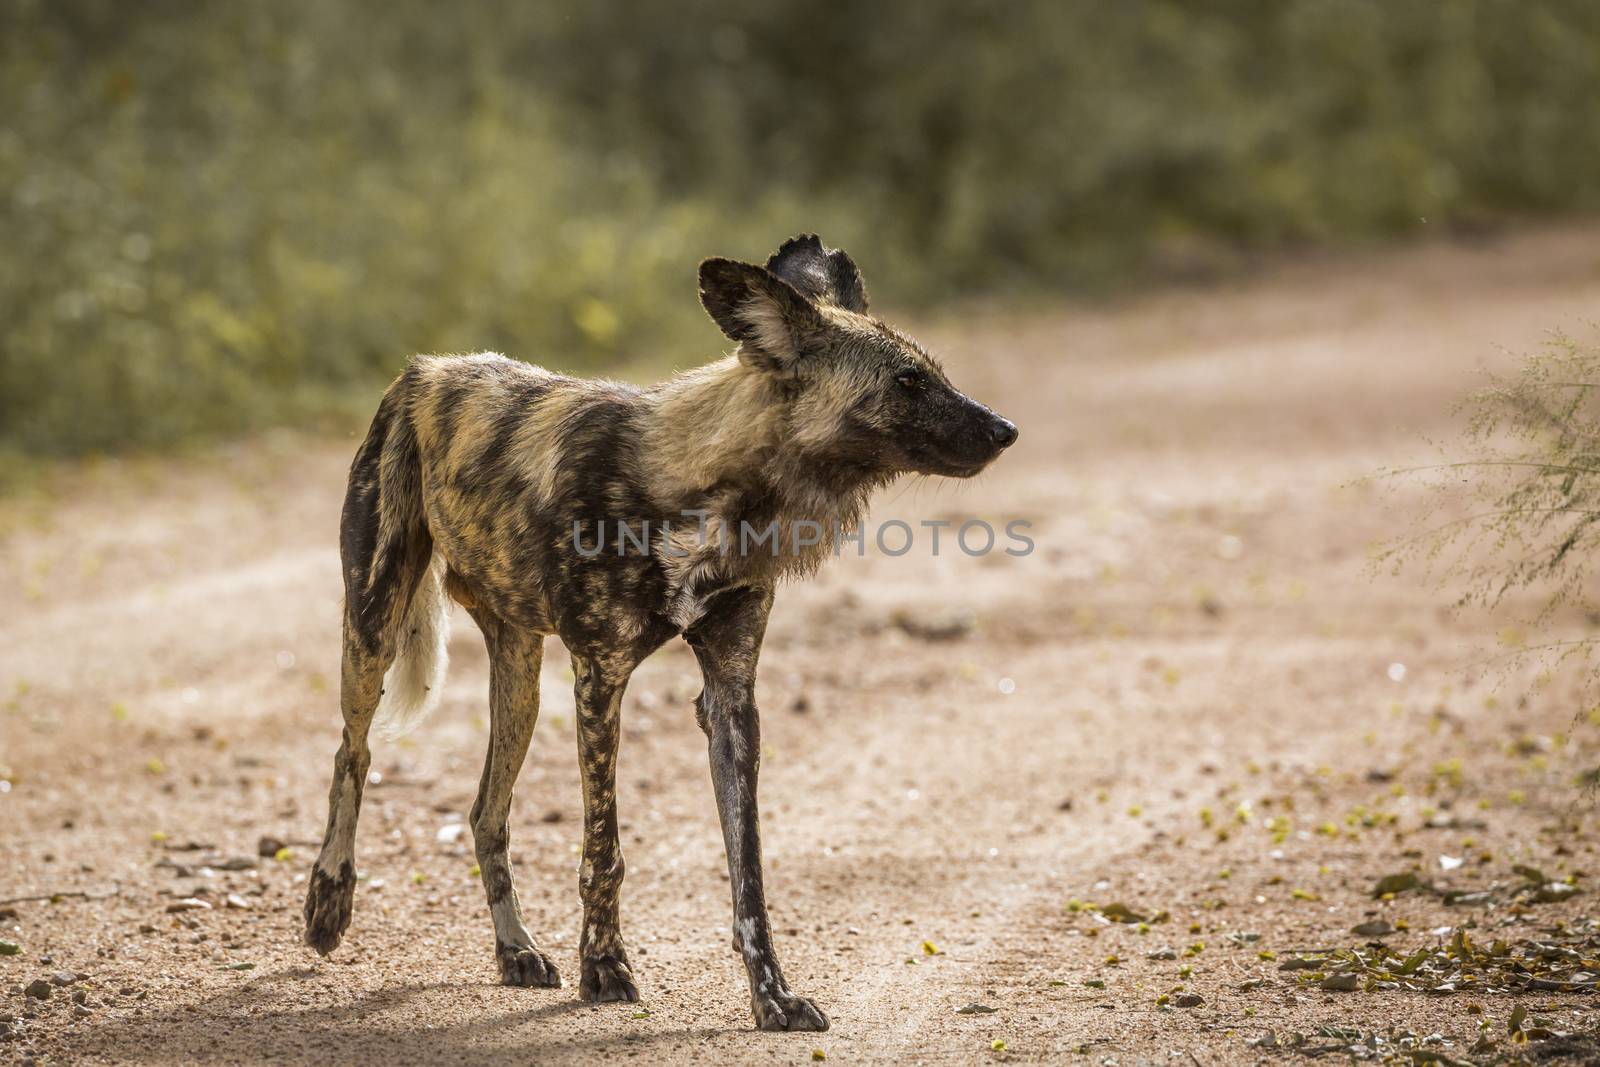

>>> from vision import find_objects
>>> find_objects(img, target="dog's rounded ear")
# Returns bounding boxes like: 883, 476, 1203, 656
698, 258, 825, 374
765, 233, 868, 314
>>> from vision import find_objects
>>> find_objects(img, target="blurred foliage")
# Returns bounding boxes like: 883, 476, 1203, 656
5, 0, 1600, 457
1382, 330, 1600, 718
1386, 330, 1600, 621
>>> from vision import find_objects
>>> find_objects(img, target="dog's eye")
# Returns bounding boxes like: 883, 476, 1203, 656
895, 369, 924, 390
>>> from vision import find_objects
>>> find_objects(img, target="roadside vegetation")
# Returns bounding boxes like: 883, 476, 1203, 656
1384, 330, 1600, 731
6, 1, 1600, 463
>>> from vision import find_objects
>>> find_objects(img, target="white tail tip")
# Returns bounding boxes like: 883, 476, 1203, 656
372, 555, 449, 741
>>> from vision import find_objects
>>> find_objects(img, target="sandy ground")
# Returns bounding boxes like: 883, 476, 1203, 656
4, 228, 1600, 1065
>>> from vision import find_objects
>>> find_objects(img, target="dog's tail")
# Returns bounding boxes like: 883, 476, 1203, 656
341, 366, 451, 741
372, 551, 449, 740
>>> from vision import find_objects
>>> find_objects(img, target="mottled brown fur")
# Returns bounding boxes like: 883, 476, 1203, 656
304, 234, 1016, 1030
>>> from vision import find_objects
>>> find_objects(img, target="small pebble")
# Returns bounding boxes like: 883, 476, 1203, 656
166, 898, 212, 913
23, 980, 50, 1000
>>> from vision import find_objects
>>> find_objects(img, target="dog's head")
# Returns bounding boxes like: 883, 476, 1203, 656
699, 234, 1017, 480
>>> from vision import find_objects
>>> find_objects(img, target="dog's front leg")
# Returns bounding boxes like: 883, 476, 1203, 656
572, 650, 639, 1003
687, 588, 829, 1032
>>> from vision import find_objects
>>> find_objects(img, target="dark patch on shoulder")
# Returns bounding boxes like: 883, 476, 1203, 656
430, 375, 473, 448
469, 376, 556, 485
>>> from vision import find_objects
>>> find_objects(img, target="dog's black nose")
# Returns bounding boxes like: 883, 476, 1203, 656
989, 418, 1018, 449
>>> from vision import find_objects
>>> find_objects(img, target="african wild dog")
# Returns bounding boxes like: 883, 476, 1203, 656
303, 234, 1018, 1031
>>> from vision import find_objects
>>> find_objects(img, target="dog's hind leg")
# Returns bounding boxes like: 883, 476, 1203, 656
306, 385, 432, 955
303, 625, 391, 954
572, 651, 639, 1003
467, 610, 561, 987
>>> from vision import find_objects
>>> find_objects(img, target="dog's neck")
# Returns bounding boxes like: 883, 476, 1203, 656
639, 356, 882, 567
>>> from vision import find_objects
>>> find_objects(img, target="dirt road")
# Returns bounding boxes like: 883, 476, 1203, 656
4, 228, 1600, 1064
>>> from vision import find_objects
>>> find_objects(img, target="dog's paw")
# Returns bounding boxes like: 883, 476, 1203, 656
578, 954, 639, 1003
302, 862, 356, 956
497, 942, 562, 988
752, 988, 830, 1032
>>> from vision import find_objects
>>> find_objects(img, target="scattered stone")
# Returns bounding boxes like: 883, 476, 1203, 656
23, 980, 50, 1000
163, 840, 214, 852
1351, 920, 1395, 937
1531, 882, 1580, 904
166, 898, 212, 913
70, 990, 91, 1007
1444, 889, 1495, 907
1371, 872, 1423, 897
541, 810, 562, 824
1173, 993, 1204, 1007
50, 971, 78, 986
955, 1002, 998, 1014
211, 856, 256, 872
256, 835, 286, 858
1320, 973, 1361, 991
72, 1005, 92, 1019
789, 694, 810, 714
0, 907, 17, 921
891, 608, 975, 642
224, 893, 252, 910
1098, 902, 1147, 923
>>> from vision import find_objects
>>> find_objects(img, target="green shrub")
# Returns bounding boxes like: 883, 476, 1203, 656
5, 1, 1600, 457
1382, 330, 1600, 705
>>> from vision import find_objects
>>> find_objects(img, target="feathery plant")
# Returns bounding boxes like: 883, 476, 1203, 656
1382, 328, 1600, 729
